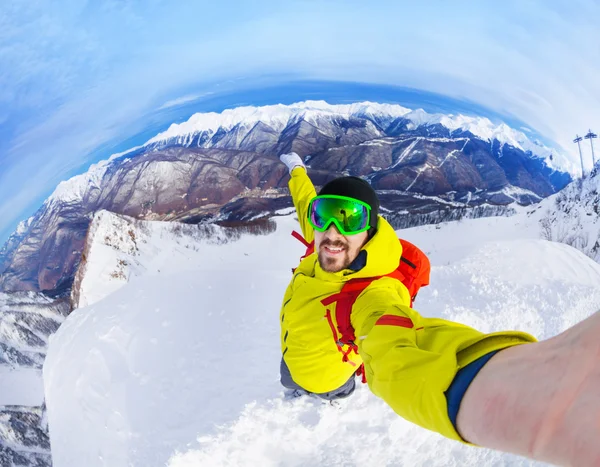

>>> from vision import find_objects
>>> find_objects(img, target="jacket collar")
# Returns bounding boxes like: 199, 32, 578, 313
347, 250, 367, 271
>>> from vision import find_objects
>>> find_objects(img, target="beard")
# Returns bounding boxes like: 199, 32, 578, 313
317, 239, 353, 273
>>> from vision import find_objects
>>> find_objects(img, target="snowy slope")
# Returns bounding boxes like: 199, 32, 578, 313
400, 109, 563, 169
0, 367, 44, 406
72, 210, 284, 309
0, 405, 51, 467
43, 211, 600, 467
534, 169, 600, 262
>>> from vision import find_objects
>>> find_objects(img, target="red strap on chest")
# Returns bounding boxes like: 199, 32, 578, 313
321, 268, 406, 342
291, 230, 313, 249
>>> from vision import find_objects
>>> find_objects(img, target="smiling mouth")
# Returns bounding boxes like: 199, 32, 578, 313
323, 245, 345, 255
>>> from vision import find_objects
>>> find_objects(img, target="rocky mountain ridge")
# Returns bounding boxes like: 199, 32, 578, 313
0, 101, 571, 294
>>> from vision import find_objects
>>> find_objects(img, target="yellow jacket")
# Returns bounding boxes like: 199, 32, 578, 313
280, 167, 537, 441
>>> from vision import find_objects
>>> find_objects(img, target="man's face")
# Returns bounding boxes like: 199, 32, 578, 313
314, 224, 369, 273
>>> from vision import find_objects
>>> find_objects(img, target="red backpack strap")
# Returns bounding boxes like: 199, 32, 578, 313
291, 231, 315, 273
321, 277, 379, 381
317, 242, 430, 383
291, 230, 312, 249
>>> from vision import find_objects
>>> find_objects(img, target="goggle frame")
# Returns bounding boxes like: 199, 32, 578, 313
307, 194, 372, 236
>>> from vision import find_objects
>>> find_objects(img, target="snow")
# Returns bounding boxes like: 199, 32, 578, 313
107, 145, 144, 163
43, 207, 600, 467
47, 161, 109, 205
521, 170, 600, 262
74, 211, 294, 309
485, 185, 542, 202
146, 100, 413, 145
388, 138, 421, 170
0, 367, 44, 406
46, 269, 284, 467
40, 101, 572, 209
144, 100, 571, 174
402, 110, 573, 173
14, 217, 34, 236
45, 145, 142, 206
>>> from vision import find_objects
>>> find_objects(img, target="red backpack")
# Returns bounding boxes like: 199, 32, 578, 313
291, 231, 431, 383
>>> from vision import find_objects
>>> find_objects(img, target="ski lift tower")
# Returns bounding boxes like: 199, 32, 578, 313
584, 129, 597, 166
574, 134, 585, 177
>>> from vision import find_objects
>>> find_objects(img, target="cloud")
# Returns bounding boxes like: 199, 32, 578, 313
158, 93, 214, 110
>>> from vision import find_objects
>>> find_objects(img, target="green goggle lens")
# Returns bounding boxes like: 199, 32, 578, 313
308, 195, 371, 235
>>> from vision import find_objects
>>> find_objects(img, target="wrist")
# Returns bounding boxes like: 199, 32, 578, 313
279, 152, 305, 174
456, 343, 542, 452
290, 165, 306, 174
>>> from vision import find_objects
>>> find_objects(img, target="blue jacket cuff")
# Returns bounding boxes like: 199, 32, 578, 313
445, 350, 499, 431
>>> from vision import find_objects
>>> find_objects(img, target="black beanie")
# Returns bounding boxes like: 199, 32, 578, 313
318, 176, 379, 232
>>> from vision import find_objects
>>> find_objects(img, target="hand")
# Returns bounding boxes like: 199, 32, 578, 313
279, 152, 305, 174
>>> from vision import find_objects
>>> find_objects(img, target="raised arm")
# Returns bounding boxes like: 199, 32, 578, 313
280, 153, 316, 242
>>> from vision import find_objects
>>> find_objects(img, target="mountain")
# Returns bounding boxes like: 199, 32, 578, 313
43, 205, 600, 467
0, 101, 572, 294
0, 405, 51, 467
0, 292, 69, 368
0, 218, 34, 276
0, 291, 68, 467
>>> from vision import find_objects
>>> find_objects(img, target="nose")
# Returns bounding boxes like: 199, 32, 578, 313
324, 223, 342, 238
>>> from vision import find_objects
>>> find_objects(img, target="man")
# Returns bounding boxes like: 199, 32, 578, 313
278, 152, 600, 466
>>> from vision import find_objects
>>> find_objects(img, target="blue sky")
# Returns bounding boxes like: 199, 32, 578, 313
1, 0, 600, 244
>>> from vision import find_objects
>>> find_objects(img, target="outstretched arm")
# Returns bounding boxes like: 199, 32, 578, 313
351, 285, 536, 443
457, 309, 600, 466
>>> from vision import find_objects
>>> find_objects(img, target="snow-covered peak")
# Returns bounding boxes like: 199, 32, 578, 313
46, 161, 109, 205
145, 100, 571, 173
38, 100, 571, 212
402, 110, 573, 173
145, 100, 413, 145
45, 146, 142, 207
107, 145, 144, 163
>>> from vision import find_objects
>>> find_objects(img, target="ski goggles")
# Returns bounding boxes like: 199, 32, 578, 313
308, 195, 372, 235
